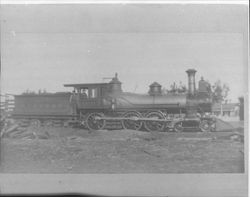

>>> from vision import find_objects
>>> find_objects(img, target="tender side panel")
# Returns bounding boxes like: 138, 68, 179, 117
12, 93, 72, 116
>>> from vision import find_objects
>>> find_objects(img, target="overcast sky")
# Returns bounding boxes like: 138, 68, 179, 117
1, 4, 248, 102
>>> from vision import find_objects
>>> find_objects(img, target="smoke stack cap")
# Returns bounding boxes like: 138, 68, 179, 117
186, 69, 197, 74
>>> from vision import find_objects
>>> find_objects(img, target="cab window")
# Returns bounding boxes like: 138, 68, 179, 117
90, 88, 97, 98
79, 88, 88, 99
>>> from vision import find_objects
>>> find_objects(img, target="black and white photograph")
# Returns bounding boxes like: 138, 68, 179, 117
0, 0, 248, 196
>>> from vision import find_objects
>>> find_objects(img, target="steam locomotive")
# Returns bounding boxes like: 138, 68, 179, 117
12, 69, 215, 132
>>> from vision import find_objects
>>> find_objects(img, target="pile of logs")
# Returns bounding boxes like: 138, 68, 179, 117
1, 118, 50, 139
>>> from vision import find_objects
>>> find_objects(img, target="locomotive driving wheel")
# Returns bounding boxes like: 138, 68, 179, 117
122, 111, 143, 131
199, 120, 211, 132
174, 121, 184, 132
144, 111, 165, 132
85, 112, 106, 131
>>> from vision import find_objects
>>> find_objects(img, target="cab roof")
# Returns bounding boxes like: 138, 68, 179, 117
64, 83, 109, 89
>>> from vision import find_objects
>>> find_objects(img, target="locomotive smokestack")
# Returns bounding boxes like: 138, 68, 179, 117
186, 69, 197, 96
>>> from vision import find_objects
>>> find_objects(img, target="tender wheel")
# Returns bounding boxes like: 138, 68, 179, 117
144, 111, 165, 132
29, 119, 41, 129
18, 119, 30, 127
86, 113, 106, 131
199, 120, 211, 132
174, 121, 184, 132
43, 120, 54, 127
122, 111, 143, 131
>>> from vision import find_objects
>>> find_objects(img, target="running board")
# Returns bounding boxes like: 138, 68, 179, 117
96, 116, 201, 122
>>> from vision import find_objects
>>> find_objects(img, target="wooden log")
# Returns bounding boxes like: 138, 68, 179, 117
9, 130, 27, 138
1, 117, 6, 122
37, 133, 49, 139
17, 127, 28, 131
21, 135, 36, 140
53, 120, 62, 123
53, 123, 62, 127
1, 124, 19, 137
16, 132, 36, 139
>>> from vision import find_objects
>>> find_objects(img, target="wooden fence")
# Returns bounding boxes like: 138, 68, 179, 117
0, 94, 15, 117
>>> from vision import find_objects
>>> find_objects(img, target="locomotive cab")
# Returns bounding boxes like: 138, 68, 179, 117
64, 83, 110, 110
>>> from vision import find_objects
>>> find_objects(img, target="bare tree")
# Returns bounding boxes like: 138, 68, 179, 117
165, 81, 187, 94
211, 80, 230, 116
211, 80, 230, 104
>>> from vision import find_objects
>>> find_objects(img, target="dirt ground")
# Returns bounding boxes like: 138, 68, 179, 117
0, 124, 244, 173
